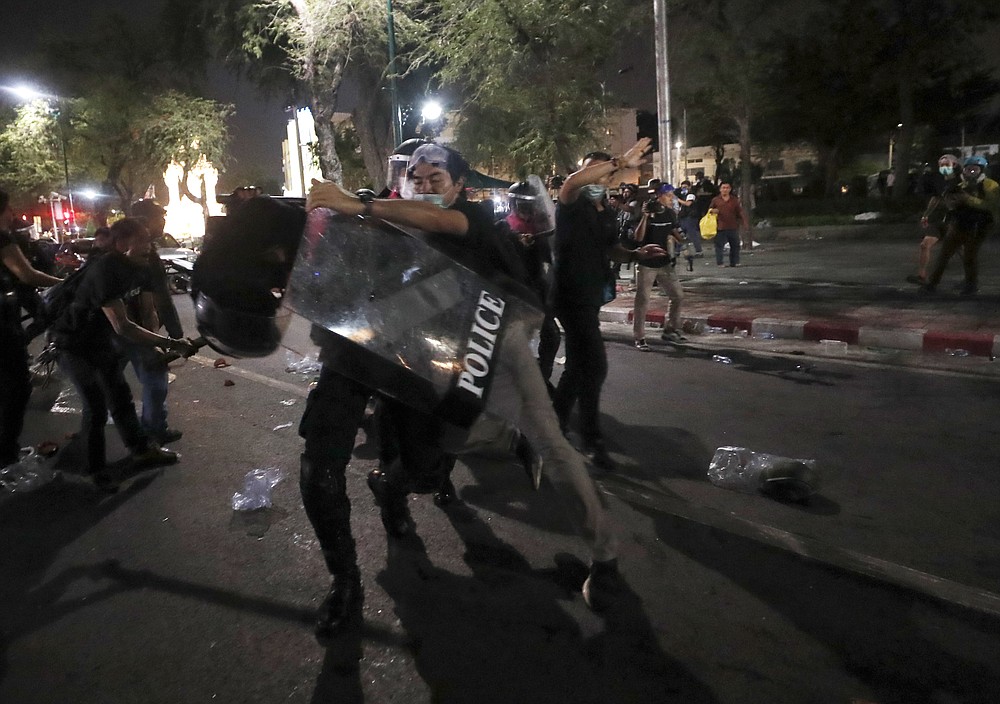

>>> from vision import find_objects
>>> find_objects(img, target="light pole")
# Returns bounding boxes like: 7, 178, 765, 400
653, 0, 673, 183
888, 122, 902, 169
386, 0, 402, 146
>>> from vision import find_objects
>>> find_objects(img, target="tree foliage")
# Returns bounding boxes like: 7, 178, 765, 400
194, 0, 426, 187
429, 0, 629, 176
0, 10, 232, 211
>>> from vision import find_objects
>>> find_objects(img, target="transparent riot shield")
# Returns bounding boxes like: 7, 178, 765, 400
285, 209, 543, 428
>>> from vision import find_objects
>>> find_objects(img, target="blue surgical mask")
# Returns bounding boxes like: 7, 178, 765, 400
580, 185, 607, 202
939, 166, 954, 176
410, 193, 446, 207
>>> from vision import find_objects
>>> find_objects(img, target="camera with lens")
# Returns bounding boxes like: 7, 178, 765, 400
642, 199, 663, 215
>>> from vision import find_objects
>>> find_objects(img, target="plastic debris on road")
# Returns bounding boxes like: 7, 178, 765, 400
708, 446, 819, 503
1, 449, 62, 494
712, 354, 733, 364
223, 379, 235, 387
285, 351, 321, 375
753, 332, 776, 340
231, 467, 284, 511
273, 422, 293, 431
705, 326, 726, 335
733, 329, 749, 338
819, 339, 849, 353
280, 399, 297, 406
945, 348, 970, 357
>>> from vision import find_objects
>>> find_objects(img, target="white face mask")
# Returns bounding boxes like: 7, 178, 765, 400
939, 165, 954, 176
580, 185, 607, 202
410, 193, 446, 207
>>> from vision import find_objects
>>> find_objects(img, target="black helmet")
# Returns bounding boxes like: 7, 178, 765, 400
130, 199, 165, 218
507, 181, 535, 199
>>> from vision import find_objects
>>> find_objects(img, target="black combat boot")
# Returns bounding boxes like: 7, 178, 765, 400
366, 467, 413, 537
315, 562, 363, 639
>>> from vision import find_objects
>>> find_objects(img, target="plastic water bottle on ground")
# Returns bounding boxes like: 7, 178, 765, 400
232, 467, 284, 510
0, 450, 60, 493
712, 355, 733, 364
708, 446, 819, 503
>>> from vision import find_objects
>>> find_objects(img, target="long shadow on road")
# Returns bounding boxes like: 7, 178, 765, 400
638, 506, 1000, 704
370, 500, 717, 704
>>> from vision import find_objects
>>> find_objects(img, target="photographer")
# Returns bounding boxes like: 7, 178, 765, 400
922, 155, 999, 296
627, 184, 686, 349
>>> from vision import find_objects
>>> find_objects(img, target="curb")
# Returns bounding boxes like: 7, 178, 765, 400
599, 308, 1000, 359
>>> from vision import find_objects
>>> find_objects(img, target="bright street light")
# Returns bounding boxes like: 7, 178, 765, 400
421, 100, 443, 122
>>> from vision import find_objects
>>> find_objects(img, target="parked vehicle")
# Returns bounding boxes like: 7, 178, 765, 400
53, 238, 96, 277
155, 233, 197, 294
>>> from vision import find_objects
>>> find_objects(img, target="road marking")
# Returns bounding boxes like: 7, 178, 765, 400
601, 479, 1000, 618
190, 355, 311, 398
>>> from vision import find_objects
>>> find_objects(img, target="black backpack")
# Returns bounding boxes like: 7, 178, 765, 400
33, 265, 90, 339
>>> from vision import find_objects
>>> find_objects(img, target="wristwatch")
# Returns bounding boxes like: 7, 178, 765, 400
358, 190, 375, 216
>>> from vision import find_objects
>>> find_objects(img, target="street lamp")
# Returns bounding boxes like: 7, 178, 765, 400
3, 84, 76, 239
888, 122, 902, 169
419, 99, 444, 138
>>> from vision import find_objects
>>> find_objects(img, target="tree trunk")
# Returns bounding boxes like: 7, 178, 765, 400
348, 62, 393, 190
305, 58, 345, 184
736, 111, 753, 245
819, 144, 840, 197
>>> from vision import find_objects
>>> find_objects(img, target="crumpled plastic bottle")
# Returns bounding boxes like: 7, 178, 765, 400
707, 446, 819, 503
0, 450, 61, 493
231, 467, 284, 511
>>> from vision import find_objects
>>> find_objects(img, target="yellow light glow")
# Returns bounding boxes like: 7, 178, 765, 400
163, 156, 223, 246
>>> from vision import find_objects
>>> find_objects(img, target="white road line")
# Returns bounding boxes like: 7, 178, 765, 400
190, 355, 311, 398
602, 480, 1000, 618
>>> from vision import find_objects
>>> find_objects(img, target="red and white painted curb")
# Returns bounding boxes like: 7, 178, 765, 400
599, 309, 1000, 358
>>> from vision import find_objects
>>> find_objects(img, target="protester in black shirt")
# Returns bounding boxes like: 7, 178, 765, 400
552, 140, 666, 471
1, 189, 62, 469
51, 217, 195, 490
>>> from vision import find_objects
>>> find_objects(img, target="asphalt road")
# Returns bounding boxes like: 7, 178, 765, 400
2, 297, 999, 703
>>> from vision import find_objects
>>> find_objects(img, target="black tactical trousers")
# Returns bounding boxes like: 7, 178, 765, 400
298, 365, 371, 577
0, 321, 31, 467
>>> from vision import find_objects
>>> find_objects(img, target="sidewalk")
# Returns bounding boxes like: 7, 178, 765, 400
600, 235, 1000, 358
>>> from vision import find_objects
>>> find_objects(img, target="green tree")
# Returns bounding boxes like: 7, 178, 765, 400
191, 0, 424, 187
670, 0, 799, 210
873, 0, 1000, 202
430, 0, 629, 176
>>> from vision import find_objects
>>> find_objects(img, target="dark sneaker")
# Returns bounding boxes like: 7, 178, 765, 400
634, 338, 650, 352
433, 476, 457, 507
660, 330, 687, 343
905, 274, 926, 285
155, 427, 183, 444
131, 445, 179, 468
315, 572, 363, 640
514, 433, 543, 491
959, 284, 978, 297
582, 558, 624, 612
917, 284, 937, 295
366, 469, 412, 538
92, 470, 120, 494
585, 440, 617, 472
